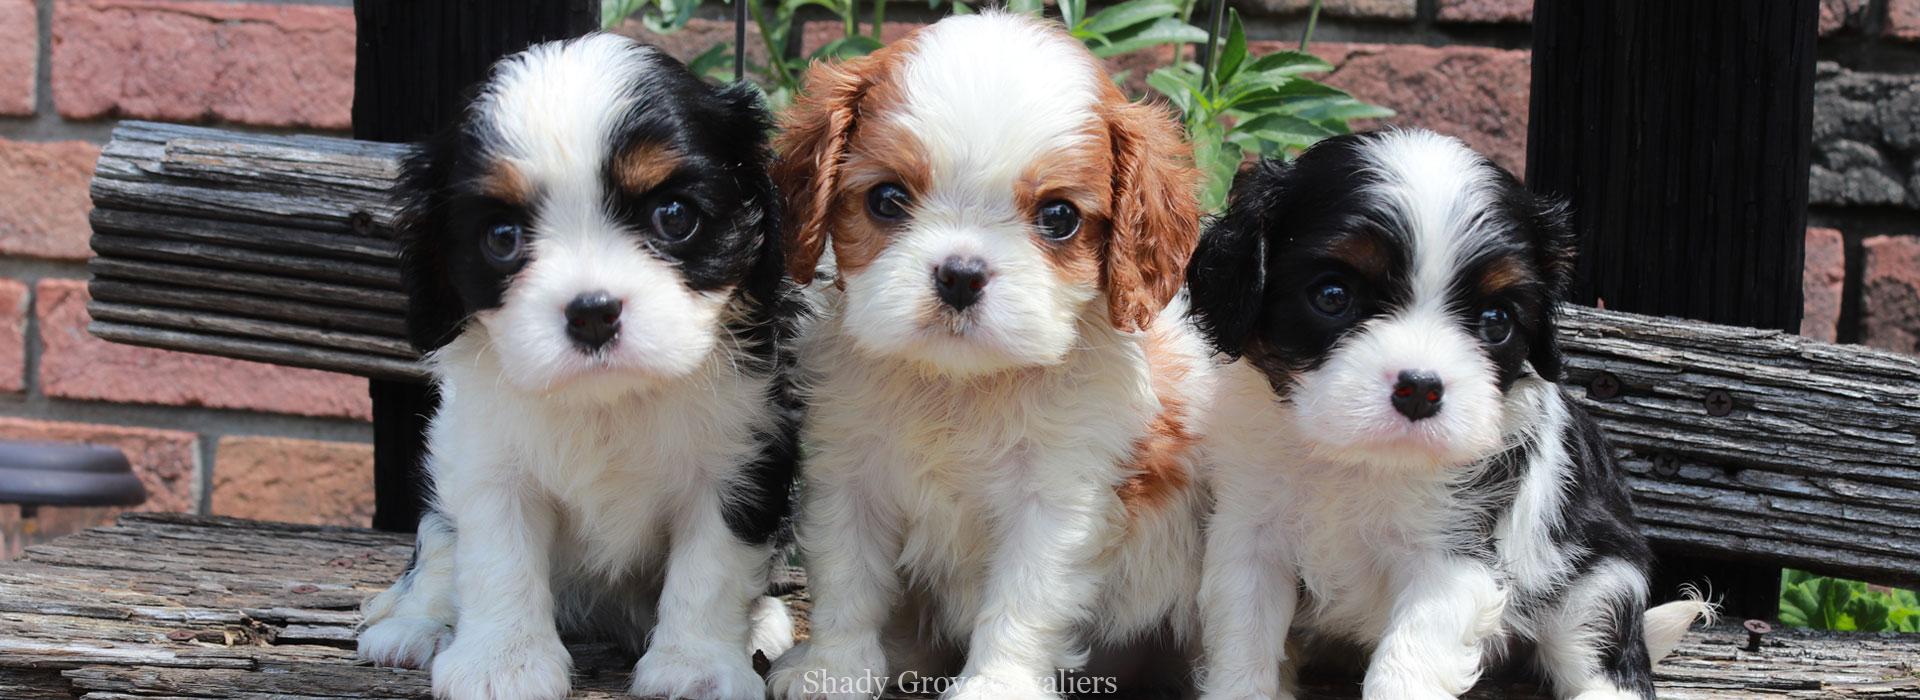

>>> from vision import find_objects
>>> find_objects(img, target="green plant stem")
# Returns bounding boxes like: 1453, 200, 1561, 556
845, 0, 859, 39
1298, 0, 1321, 51
871, 0, 886, 40
1171, 0, 1198, 66
747, 0, 798, 91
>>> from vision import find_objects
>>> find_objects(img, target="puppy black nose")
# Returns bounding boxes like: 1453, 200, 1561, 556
1391, 370, 1444, 422
565, 292, 622, 351
932, 256, 990, 311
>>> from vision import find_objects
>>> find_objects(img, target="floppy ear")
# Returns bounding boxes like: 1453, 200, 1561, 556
1186, 159, 1280, 358
1527, 194, 1576, 382
1102, 100, 1202, 332
715, 80, 788, 313
394, 133, 469, 354
771, 58, 875, 285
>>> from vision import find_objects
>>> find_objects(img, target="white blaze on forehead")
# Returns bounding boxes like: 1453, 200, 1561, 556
893, 14, 1103, 218
1358, 130, 1504, 312
474, 33, 658, 235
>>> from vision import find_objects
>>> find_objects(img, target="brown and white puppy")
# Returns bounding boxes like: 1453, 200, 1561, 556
766, 12, 1211, 700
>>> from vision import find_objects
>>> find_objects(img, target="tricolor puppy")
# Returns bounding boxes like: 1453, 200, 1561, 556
354, 34, 798, 700
1187, 130, 1712, 700
766, 12, 1211, 700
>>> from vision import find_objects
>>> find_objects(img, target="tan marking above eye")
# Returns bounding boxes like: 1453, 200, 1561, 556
614, 142, 684, 194
1477, 254, 1538, 297
480, 160, 534, 205
1326, 232, 1389, 280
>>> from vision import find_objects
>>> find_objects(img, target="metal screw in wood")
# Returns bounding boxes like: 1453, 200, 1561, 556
1705, 390, 1736, 417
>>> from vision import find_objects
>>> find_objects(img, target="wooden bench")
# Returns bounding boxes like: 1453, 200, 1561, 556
2, 514, 1915, 699
17, 119, 1905, 698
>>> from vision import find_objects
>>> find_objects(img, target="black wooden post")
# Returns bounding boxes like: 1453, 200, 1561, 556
354, 0, 598, 532
1527, 0, 1819, 619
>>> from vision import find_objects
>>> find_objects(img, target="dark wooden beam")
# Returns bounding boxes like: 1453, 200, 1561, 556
1527, 0, 1822, 618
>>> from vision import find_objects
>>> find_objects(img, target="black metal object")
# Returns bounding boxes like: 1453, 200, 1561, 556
0, 441, 145, 512
352, 0, 598, 532
1527, 0, 1820, 619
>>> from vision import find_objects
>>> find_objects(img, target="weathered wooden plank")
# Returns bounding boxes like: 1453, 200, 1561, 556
90, 234, 400, 290
90, 208, 397, 263
88, 302, 415, 359
88, 280, 408, 338
0, 516, 1910, 699
83, 124, 1920, 584
88, 258, 406, 313
91, 122, 409, 235
86, 321, 424, 381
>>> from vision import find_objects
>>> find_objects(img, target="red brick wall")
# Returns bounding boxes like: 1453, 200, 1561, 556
0, 0, 1915, 547
0, 0, 371, 546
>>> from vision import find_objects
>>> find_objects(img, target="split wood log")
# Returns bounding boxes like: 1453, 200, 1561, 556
1, 515, 1912, 699
85, 122, 1920, 587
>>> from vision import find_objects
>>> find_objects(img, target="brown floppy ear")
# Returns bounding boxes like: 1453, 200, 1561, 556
1102, 100, 1202, 332
771, 58, 874, 285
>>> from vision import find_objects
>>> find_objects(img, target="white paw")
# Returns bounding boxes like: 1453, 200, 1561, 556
358, 616, 452, 669
1567, 689, 1643, 700
750, 596, 796, 660
1198, 675, 1292, 700
766, 640, 890, 700
1364, 641, 1482, 699
941, 671, 1055, 700
430, 632, 571, 700
630, 643, 766, 700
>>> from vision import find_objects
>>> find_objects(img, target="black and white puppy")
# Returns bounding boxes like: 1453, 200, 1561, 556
355, 33, 798, 700
1187, 130, 1711, 700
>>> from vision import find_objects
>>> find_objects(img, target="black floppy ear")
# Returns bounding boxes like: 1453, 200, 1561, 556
395, 131, 470, 354
1186, 160, 1281, 358
712, 81, 786, 310
1527, 193, 1576, 382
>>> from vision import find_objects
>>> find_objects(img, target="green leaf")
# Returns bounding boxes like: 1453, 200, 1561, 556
687, 42, 735, 82
1189, 120, 1241, 213
1147, 66, 1202, 117
1004, 0, 1041, 14
1233, 112, 1335, 148
809, 34, 885, 61
1213, 9, 1248, 86
1244, 50, 1333, 77
601, 0, 648, 29
1090, 17, 1209, 58
1080, 0, 1179, 37
1296, 99, 1396, 123
1062, 0, 1087, 29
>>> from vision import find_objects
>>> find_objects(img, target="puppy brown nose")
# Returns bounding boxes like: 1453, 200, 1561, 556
933, 256, 989, 311
565, 292, 622, 351
1391, 370, 1444, 422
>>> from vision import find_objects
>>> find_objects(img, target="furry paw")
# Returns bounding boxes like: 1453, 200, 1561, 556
1364, 636, 1483, 700
358, 616, 452, 669
941, 672, 1054, 700
749, 596, 796, 660
630, 643, 766, 700
430, 632, 571, 700
1566, 689, 1642, 700
766, 640, 890, 700
1199, 673, 1293, 700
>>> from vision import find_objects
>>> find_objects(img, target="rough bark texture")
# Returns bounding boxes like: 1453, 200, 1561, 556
1, 515, 1912, 699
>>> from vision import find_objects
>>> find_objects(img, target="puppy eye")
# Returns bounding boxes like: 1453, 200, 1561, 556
867, 184, 911, 222
1308, 279, 1352, 317
1477, 306, 1515, 344
650, 199, 699, 242
1036, 201, 1080, 241
482, 222, 526, 268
